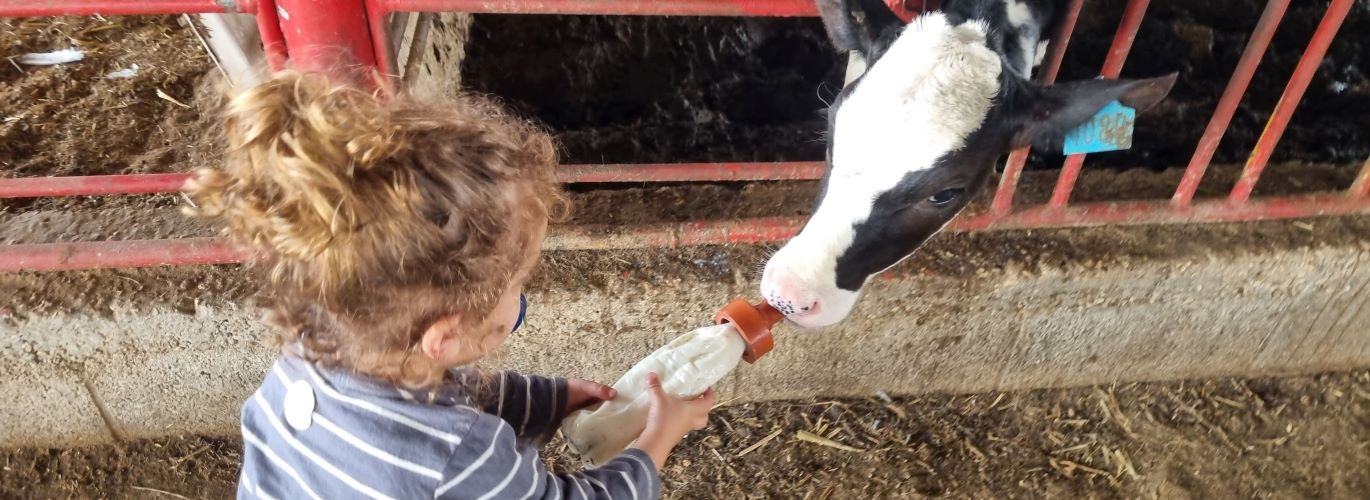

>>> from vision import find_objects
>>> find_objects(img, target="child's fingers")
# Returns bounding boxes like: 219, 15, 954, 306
643, 373, 669, 417
690, 389, 716, 429
645, 372, 664, 396
695, 387, 717, 406
585, 380, 617, 400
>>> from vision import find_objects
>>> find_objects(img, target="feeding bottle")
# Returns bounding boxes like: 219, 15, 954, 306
560, 298, 784, 465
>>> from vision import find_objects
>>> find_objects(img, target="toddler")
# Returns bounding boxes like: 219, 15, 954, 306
187, 72, 715, 499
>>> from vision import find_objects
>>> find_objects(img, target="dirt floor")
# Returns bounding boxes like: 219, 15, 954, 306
0, 16, 218, 179
3, 9, 1370, 500
2, 369, 1367, 499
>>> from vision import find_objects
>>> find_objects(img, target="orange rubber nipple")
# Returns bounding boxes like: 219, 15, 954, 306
714, 299, 784, 364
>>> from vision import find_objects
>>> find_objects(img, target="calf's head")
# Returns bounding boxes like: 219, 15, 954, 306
762, 0, 1176, 328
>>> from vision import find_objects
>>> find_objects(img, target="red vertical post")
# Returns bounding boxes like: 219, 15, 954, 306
1229, 0, 1353, 204
1035, 0, 1083, 85
990, 148, 1033, 216
1047, 0, 1150, 208
273, 0, 378, 81
1172, 0, 1288, 206
988, 0, 1083, 217
254, 0, 289, 70
367, 0, 399, 81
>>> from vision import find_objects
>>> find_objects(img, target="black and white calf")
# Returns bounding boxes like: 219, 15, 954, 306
762, 0, 1177, 327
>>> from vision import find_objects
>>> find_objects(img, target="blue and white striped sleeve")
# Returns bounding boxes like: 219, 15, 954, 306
436, 415, 659, 500
488, 371, 568, 443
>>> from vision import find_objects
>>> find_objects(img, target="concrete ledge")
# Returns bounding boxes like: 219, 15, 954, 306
1, 307, 272, 445
0, 368, 110, 445
3, 242, 1368, 447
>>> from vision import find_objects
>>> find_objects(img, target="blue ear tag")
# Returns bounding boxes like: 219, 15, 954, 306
1062, 100, 1136, 155
511, 294, 527, 334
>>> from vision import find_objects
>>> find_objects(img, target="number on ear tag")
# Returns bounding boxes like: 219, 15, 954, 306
1062, 100, 1136, 155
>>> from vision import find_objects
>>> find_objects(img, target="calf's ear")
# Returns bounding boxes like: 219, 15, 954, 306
1006, 73, 1178, 150
816, 0, 905, 63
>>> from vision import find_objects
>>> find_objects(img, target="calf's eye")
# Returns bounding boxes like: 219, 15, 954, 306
928, 188, 963, 207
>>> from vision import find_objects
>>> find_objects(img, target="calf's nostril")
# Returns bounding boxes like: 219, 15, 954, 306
763, 297, 815, 318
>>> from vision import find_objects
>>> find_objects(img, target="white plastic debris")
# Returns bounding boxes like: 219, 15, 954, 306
104, 64, 140, 79
875, 390, 893, 403
18, 49, 85, 66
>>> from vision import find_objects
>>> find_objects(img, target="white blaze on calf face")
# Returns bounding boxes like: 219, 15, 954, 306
1003, 0, 1033, 26
1004, 0, 1042, 74
763, 14, 1002, 328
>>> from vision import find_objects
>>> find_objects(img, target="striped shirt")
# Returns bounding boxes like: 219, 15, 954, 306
238, 354, 660, 499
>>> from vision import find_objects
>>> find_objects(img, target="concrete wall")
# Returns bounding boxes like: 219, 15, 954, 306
4, 240, 1368, 447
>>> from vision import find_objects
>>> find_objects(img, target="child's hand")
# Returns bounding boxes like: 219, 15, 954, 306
632, 372, 716, 470
643, 372, 714, 437
565, 378, 617, 413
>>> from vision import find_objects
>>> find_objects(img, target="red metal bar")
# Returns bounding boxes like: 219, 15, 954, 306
378, 0, 817, 16
988, 0, 1082, 217
367, 0, 399, 79
1050, 161, 1093, 208
255, 0, 289, 71
0, 0, 255, 16
0, 162, 826, 199
0, 238, 242, 273
1351, 155, 1370, 198
990, 149, 1032, 216
1047, 0, 1150, 208
1036, 0, 1083, 85
1173, 0, 1289, 206
1095, 0, 1149, 77
957, 193, 1370, 231
562, 162, 824, 183
1229, 0, 1353, 204
274, 0, 376, 77
0, 173, 190, 198
547, 216, 805, 250
7, 194, 1370, 271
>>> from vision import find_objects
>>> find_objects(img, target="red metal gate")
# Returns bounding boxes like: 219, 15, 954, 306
0, 0, 1366, 271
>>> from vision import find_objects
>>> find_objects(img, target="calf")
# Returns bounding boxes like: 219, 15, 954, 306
762, 0, 1176, 327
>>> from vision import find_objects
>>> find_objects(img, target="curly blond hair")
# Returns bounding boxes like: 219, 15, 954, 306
185, 71, 561, 387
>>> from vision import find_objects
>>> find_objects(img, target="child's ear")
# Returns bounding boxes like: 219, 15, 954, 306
420, 314, 465, 361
